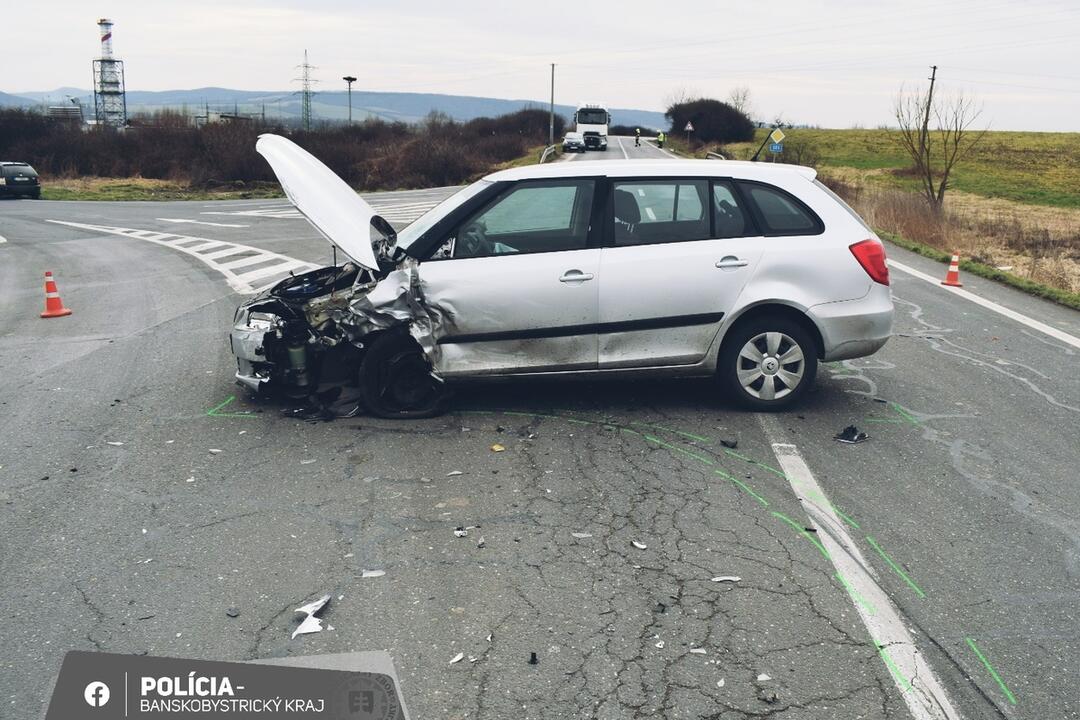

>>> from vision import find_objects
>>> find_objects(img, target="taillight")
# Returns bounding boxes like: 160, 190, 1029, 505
849, 239, 889, 285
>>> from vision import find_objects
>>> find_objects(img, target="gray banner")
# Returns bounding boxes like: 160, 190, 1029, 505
44, 651, 409, 719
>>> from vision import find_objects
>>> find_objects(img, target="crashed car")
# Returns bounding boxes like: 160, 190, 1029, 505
562, 132, 586, 153
230, 135, 893, 417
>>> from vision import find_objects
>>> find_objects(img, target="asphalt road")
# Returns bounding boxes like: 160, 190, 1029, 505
1, 147, 1078, 719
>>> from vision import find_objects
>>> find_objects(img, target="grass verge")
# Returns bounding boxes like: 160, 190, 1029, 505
880, 230, 1080, 310
41, 176, 284, 201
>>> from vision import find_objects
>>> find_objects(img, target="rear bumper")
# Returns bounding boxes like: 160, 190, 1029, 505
809, 285, 894, 361
0, 183, 39, 196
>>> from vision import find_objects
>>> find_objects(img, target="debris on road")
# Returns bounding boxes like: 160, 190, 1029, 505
632, 541, 647, 550
361, 569, 385, 578
834, 425, 869, 444
185, 477, 195, 483
292, 593, 331, 639
208, 449, 222, 455
300, 459, 317, 465
711, 576, 741, 583
528, 652, 538, 665
449, 652, 464, 664
757, 673, 772, 682
106, 441, 124, 446
571, 532, 593, 539
490, 444, 505, 452
720, 436, 738, 449
454, 527, 469, 538
476, 536, 486, 549
689, 648, 707, 655
225, 607, 240, 618
717, 678, 725, 688
447, 470, 463, 477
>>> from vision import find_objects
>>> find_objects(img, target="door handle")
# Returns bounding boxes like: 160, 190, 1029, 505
559, 270, 594, 283
715, 256, 749, 269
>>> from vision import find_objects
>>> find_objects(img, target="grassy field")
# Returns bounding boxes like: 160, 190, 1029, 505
40, 176, 284, 202
683, 128, 1080, 209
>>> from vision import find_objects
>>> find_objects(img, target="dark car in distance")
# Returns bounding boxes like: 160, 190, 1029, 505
0, 162, 41, 199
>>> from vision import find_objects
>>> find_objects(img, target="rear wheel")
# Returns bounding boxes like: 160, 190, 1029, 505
719, 315, 817, 410
359, 330, 448, 418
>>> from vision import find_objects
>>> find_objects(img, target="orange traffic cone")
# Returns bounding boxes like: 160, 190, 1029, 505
40, 271, 73, 318
941, 253, 963, 287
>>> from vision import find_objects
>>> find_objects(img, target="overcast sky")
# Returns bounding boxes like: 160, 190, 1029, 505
9, 0, 1080, 131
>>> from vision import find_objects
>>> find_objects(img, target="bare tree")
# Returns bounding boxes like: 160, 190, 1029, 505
727, 85, 753, 117
663, 87, 700, 109
894, 84, 987, 212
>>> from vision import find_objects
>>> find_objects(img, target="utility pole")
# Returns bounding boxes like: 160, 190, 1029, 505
343, 75, 357, 124
295, 50, 317, 131
549, 63, 555, 147
920, 65, 937, 172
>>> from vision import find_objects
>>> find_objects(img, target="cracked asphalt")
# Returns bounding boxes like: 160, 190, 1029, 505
1, 183, 1078, 719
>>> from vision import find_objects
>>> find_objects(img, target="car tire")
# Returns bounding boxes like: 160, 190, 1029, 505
718, 315, 818, 411
359, 329, 449, 418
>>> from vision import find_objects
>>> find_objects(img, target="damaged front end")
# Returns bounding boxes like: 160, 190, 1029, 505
230, 256, 448, 418
229, 134, 452, 417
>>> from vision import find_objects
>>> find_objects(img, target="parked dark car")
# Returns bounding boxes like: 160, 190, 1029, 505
0, 162, 41, 199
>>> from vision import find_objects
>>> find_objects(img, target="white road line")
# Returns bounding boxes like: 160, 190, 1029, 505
158, 218, 250, 228
616, 136, 629, 160
644, 207, 657, 221
46, 220, 318, 294
645, 139, 681, 159
888, 258, 1080, 349
757, 415, 963, 720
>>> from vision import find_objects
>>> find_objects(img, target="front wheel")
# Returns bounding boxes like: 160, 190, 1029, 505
359, 330, 448, 418
718, 316, 818, 410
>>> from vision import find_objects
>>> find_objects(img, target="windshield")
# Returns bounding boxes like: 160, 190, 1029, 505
395, 180, 493, 251
576, 109, 608, 125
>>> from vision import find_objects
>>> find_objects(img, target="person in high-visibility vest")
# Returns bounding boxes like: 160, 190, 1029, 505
634, 127, 641, 147
656, 131, 666, 149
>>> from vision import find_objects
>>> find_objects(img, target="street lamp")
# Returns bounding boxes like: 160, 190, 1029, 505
342, 75, 357, 124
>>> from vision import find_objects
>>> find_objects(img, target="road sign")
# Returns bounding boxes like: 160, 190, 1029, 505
684, 121, 694, 132
769, 142, 784, 154
769, 128, 785, 143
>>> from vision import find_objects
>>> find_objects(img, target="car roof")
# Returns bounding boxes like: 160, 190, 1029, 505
0, 161, 32, 166
484, 159, 817, 183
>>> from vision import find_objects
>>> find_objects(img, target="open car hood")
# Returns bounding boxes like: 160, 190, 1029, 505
255, 134, 394, 271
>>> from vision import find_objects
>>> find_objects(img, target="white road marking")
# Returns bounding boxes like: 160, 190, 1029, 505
757, 415, 963, 720
201, 197, 442, 224
616, 136, 629, 160
0, 234, 6, 244
158, 218, 250, 229
645, 139, 681, 159
46, 220, 319, 294
888, 258, 1080, 350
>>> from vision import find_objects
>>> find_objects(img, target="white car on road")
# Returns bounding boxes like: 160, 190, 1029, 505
230, 135, 892, 417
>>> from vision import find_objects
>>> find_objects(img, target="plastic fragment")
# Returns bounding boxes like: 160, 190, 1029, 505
106, 441, 124, 446
208, 449, 222, 454
834, 425, 869, 444
528, 652, 538, 665
454, 527, 469, 538
225, 607, 240, 618
632, 541, 647, 550
292, 594, 331, 639
571, 532, 593, 539
476, 536, 486, 549
449, 652, 464, 664
447, 471, 463, 477
655, 640, 665, 649
689, 648, 707, 655
361, 569, 385, 578
490, 444, 505, 452
712, 576, 740, 583
185, 477, 195, 483
300, 458, 317, 464
757, 673, 772, 682
720, 436, 738, 449
717, 678, 725, 688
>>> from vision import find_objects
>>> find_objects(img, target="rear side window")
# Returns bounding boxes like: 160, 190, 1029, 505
739, 181, 822, 235
612, 180, 709, 246
711, 181, 751, 238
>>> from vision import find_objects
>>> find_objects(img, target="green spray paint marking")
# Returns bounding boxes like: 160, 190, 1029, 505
877, 643, 913, 693
835, 572, 877, 615
630, 421, 711, 443
965, 638, 1017, 705
721, 448, 787, 478
715, 468, 769, 507
866, 536, 926, 598
771, 511, 831, 560
890, 402, 921, 427
643, 435, 715, 465
206, 395, 255, 418
863, 417, 905, 424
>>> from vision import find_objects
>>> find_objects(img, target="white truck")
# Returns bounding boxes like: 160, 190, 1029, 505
573, 103, 610, 151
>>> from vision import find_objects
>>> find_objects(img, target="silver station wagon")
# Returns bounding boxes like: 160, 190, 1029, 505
230, 135, 893, 417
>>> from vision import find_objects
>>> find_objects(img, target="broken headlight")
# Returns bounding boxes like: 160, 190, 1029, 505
244, 311, 279, 332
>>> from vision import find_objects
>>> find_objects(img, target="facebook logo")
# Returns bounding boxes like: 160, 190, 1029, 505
83, 681, 110, 708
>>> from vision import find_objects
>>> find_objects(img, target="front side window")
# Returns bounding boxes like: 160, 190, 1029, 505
449, 179, 594, 259
740, 181, 822, 235
612, 180, 709, 246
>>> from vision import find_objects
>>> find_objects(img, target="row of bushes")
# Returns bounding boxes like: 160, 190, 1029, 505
0, 108, 566, 190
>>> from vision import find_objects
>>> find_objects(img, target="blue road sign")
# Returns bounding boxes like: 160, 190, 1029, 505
769, 142, 784, 153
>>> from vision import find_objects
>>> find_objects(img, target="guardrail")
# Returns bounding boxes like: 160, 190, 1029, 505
705, 151, 726, 160
539, 144, 559, 164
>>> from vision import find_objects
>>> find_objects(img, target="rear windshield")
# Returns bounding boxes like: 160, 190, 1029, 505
3, 164, 37, 178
